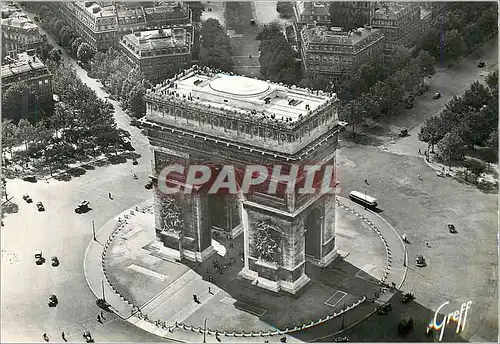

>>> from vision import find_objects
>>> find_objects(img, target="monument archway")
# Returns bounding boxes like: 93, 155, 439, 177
143, 67, 345, 294
305, 207, 322, 260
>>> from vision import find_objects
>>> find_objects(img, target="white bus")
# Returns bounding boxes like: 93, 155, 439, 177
349, 191, 378, 208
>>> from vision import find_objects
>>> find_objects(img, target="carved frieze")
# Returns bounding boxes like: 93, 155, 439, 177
252, 220, 284, 265
159, 196, 184, 234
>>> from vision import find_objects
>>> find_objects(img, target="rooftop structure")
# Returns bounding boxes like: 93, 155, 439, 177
294, 1, 330, 26
302, 25, 383, 51
144, 67, 342, 156
2, 50, 47, 82
148, 68, 335, 124
121, 27, 190, 54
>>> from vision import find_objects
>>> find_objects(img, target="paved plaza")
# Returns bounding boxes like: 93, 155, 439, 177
83, 196, 406, 341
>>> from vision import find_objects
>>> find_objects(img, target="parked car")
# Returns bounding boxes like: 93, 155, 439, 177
398, 128, 408, 137
23, 194, 33, 203
36, 201, 45, 212
23, 175, 36, 182
96, 298, 110, 310
377, 303, 392, 315
415, 254, 426, 267
250, 18, 255, 25
35, 251, 44, 265
401, 292, 415, 304
48, 294, 58, 307
436, 170, 445, 177
132, 158, 138, 165
448, 223, 457, 234
478, 60, 485, 68
75, 200, 90, 213
433, 92, 441, 99
51, 256, 59, 267
145, 180, 154, 190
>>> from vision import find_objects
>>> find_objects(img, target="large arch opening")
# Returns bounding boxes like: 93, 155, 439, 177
305, 207, 322, 260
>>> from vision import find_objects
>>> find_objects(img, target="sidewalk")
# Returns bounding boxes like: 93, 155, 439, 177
84, 197, 407, 342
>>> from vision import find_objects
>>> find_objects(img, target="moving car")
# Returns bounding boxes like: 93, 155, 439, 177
144, 180, 154, 190
23, 194, 33, 203
75, 200, 90, 213
433, 92, 441, 99
36, 201, 45, 211
250, 18, 255, 25
48, 294, 58, 307
415, 254, 426, 267
35, 251, 44, 265
51, 256, 59, 267
23, 175, 36, 182
478, 60, 485, 68
349, 191, 378, 208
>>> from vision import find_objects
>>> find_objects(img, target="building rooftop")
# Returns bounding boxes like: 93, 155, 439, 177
373, 3, 417, 20
122, 27, 190, 52
303, 25, 382, 46
2, 14, 40, 33
81, 2, 116, 18
297, 1, 329, 17
147, 67, 337, 124
1, 52, 48, 79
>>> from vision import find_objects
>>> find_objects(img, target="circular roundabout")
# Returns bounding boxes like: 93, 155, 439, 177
209, 75, 270, 97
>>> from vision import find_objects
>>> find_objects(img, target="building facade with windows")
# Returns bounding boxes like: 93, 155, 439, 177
371, 2, 421, 54
328, 2, 376, 30
1, 50, 53, 118
301, 25, 385, 84
294, 1, 330, 27
119, 26, 192, 85
49, 1, 192, 51
2, 14, 44, 59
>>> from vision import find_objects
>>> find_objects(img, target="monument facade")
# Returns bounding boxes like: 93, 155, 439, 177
142, 66, 346, 294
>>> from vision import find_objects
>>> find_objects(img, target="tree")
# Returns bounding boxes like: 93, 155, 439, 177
48, 48, 61, 63
17, 119, 35, 153
339, 100, 364, 134
415, 50, 436, 78
200, 18, 227, 49
276, 2, 294, 18
462, 81, 491, 111
463, 23, 483, 51
463, 158, 486, 183
71, 37, 84, 56
389, 45, 412, 70
443, 29, 465, 67
199, 45, 234, 71
2, 82, 38, 122
77, 43, 95, 63
486, 129, 498, 152
126, 84, 146, 118
418, 116, 446, 153
256, 22, 282, 41
2, 119, 18, 158
485, 69, 498, 91
258, 30, 298, 85
437, 131, 465, 166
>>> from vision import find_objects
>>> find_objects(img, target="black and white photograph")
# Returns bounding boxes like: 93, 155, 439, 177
1, 0, 498, 342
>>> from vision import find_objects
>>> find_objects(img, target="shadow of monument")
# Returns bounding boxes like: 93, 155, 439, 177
179, 235, 467, 342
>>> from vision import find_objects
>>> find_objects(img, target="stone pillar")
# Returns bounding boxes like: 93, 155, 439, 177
239, 202, 310, 294
319, 194, 337, 266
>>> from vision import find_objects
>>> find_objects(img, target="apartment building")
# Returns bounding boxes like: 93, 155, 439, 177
119, 26, 192, 85
371, 2, 421, 54
328, 2, 376, 30
301, 25, 385, 84
2, 14, 44, 59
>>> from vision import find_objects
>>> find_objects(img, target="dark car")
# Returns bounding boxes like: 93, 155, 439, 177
23, 175, 37, 182
36, 201, 45, 212
51, 256, 59, 267
75, 200, 90, 213
96, 298, 110, 310
415, 254, 426, 267
433, 92, 441, 99
478, 60, 485, 68
401, 292, 415, 304
35, 251, 44, 265
377, 303, 392, 315
48, 294, 58, 307
144, 180, 154, 190
448, 223, 457, 233
23, 194, 33, 203
398, 128, 408, 137
132, 158, 138, 165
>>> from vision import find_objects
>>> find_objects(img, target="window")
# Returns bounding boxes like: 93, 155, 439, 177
38, 80, 42, 85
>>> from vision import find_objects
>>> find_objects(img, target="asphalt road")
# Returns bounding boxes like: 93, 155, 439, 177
1, 12, 165, 343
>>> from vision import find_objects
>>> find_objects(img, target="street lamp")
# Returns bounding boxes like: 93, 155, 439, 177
203, 318, 207, 343
92, 220, 96, 241
403, 245, 407, 267
101, 279, 106, 302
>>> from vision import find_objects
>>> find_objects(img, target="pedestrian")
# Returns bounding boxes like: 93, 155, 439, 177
193, 294, 200, 303
216, 332, 221, 342
62, 331, 67, 342
229, 241, 234, 249
418, 148, 421, 155
418, 174, 422, 180
208, 286, 213, 294
97, 314, 102, 323
108, 192, 112, 199
249, 54, 252, 59
364, 178, 369, 185
43, 333, 49, 342
100, 310, 105, 320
